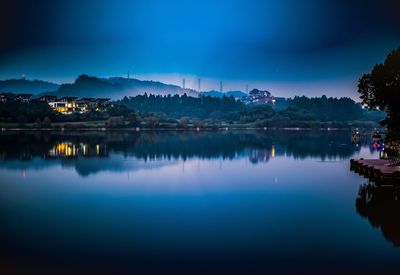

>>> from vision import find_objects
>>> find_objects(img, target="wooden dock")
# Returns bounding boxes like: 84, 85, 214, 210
350, 159, 400, 186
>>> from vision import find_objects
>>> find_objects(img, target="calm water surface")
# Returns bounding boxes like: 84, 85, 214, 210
0, 130, 399, 274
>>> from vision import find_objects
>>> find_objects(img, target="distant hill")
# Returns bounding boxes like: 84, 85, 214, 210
107, 77, 198, 98
0, 78, 60, 94
2, 75, 250, 100
38, 75, 198, 99
200, 90, 247, 98
47, 75, 120, 99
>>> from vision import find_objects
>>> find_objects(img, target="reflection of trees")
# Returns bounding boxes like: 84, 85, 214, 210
0, 130, 363, 162
248, 149, 272, 164
281, 131, 365, 160
356, 183, 400, 247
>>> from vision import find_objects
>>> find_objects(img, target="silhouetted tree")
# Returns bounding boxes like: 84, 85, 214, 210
358, 47, 400, 131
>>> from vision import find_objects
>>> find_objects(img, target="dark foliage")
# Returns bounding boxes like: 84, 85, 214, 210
285, 95, 364, 121
0, 100, 59, 123
118, 93, 244, 119
358, 47, 400, 131
117, 93, 382, 127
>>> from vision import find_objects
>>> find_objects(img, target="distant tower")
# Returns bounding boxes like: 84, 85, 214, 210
182, 78, 186, 89
220, 81, 223, 92
198, 78, 201, 92
246, 84, 249, 94
127, 71, 130, 79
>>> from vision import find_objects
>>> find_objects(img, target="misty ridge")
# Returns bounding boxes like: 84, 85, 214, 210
0, 74, 324, 101
0, 74, 221, 99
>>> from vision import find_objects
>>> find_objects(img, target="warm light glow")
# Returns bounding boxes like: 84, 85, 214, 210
271, 145, 275, 158
51, 143, 77, 157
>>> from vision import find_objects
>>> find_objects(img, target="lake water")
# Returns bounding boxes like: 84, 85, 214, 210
0, 130, 399, 274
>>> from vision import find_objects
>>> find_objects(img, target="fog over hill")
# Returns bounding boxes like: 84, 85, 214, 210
37, 75, 199, 99
1, 74, 252, 100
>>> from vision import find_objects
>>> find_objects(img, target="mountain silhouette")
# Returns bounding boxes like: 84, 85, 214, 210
0, 78, 60, 94
39, 74, 199, 99
1, 74, 248, 100
107, 77, 198, 98
49, 74, 121, 98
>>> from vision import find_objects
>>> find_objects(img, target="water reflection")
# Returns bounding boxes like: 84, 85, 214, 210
0, 130, 366, 176
1, 130, 399, 274
49, 142, 108, 158
0, 130, 366, 160
356, 183, 400, 247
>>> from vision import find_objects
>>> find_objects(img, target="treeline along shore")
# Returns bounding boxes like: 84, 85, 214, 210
0, 92, 385, 130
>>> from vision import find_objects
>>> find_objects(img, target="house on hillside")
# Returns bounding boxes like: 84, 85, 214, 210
38, 95, 58, 103
48, 101, 67, 113
76, 98, 96, 112
16, 93, 33, 103
48, 97, 78, 114
76, 98, 110, 113
95, 98, 111, 110
60, 97, 78, 112
0, 93, 15, 103
244, 89, 275, 105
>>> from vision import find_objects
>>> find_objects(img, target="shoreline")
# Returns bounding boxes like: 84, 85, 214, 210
1, 126, 378, 132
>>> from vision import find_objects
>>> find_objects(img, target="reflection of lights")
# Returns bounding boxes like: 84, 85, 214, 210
371, 142, 385, 152
49, 142, 107, 158
51, 143, 77, 157
22, 170, 26, 177
271, 145, 275, 158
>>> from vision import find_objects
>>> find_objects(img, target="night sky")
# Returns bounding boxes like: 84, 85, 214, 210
0, 0, 399, 97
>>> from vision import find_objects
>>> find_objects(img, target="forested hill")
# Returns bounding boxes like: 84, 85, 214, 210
38, 74, 198, 99
286, 96, 364, 121
0, 78, 60, 94
118, 93, 244, 119
117, 94, 385, 123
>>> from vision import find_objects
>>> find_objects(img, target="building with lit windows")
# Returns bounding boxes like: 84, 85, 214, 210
244, 89, 275, 105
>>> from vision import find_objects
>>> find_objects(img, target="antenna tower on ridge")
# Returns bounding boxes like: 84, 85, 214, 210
198, 78, 201, 92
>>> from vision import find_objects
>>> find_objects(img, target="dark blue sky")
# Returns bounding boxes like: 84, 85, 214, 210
0, 0, 399, 97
